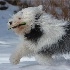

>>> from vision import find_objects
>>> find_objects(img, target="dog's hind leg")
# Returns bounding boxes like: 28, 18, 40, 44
35, 54, 53, 65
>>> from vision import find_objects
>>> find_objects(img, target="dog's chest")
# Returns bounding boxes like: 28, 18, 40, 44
24, 24, 43, 43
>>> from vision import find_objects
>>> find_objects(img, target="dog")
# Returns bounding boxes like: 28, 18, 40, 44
8, 5, 70, 65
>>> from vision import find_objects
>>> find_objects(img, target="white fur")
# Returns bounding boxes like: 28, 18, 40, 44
8, 5, 67, 65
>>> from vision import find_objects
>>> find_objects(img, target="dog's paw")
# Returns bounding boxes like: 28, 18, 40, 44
10, 54, 20, 64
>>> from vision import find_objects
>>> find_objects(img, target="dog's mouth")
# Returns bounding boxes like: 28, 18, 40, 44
8, 22, 26, 30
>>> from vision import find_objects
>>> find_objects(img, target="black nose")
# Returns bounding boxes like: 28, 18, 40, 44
9, 21, 12, 25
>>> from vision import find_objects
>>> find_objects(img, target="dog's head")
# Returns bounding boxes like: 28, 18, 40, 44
8, 5, 43, 34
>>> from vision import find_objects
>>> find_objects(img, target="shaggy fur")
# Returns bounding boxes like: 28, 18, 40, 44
8, 5, 70, 65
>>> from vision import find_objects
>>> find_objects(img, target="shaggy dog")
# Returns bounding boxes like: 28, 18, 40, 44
8, 5, 70, 65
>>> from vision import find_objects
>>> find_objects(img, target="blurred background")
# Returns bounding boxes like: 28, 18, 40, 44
0, 0, 70, 64
0, 0, 70, 19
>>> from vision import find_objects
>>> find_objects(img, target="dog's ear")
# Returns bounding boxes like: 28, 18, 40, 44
38, 5, 43, 11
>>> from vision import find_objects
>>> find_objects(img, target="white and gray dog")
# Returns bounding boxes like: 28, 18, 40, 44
8, 5, 70, 65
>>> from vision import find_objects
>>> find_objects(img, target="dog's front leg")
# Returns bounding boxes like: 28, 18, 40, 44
10, 43, 32, 64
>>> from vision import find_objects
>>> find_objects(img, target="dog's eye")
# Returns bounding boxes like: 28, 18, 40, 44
18, 18, 21, 20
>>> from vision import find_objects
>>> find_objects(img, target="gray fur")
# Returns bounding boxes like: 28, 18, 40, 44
38, 22, 70, 55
